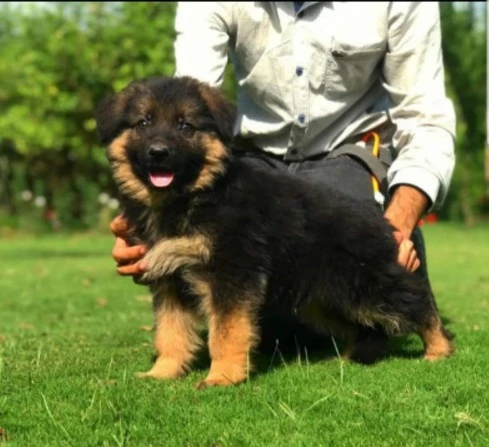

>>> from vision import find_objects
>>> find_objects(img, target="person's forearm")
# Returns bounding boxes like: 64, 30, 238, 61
384, 185, 430, 239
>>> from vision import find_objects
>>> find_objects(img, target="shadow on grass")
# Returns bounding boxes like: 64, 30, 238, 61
150, 327, 339, 377
143, 311, 457, 382
160, 318, 458, 382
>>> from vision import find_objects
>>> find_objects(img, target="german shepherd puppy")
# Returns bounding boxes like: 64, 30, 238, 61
95, 76, 454, 388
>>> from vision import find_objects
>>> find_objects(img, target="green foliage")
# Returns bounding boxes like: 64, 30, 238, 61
439, 2, 487, 223
0, 2, 181, 229
0, 2, 178, 154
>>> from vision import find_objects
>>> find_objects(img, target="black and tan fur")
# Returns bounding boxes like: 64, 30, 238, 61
96, 76, 454, 388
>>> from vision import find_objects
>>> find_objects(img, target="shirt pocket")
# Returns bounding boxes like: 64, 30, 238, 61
324, 39, 386, 97
237, 40, 294, 120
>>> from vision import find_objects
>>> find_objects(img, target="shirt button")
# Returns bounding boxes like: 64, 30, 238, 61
295, 66, 304, 76
298, 114, 306, 124
290, 148, 298, 156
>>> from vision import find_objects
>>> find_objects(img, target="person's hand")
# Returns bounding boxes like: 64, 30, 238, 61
391, 229, 420, 273
383, 185, 429, 273
110, 215, 148, 278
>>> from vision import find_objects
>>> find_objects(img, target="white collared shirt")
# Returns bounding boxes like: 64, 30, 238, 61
174, 2, 456, 208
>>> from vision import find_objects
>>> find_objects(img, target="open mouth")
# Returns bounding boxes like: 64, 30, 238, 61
148, 171, 175, 188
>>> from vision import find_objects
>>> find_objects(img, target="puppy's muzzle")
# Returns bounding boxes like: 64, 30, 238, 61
148, 145, 172, 160
145, 143, 176, 189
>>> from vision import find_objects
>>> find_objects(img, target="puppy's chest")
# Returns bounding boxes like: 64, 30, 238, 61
123, 203, 214, 284
123, 204, 188, 247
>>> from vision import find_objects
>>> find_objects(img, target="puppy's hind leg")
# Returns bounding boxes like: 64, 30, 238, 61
137, 280, 202, 380
418, 313, 455, 361
364, 270, 454, 362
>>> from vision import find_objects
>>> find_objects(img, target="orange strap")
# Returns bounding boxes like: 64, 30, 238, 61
361, 131, 381, 194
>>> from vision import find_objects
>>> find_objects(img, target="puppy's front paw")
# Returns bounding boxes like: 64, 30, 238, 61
139, 249, 173, 283
138, 251, 158, 283
196, 365, 248, 389
135, 357, 186, 380
196, 376, 238, 389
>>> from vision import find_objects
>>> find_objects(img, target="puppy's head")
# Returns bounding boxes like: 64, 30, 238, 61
95, 76, 236, 204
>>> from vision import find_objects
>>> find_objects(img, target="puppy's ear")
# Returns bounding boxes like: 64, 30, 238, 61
95, 81, 150, 145
198, 83, 236, 144
95, 94, 122, 145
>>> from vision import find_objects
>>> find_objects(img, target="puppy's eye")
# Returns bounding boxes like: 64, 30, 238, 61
177, 120, 195, 134
137, 116, 151, 129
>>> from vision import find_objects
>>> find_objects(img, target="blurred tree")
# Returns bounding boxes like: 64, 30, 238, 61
440, 1, 487, 225
486, 139, 489, 199
0, 2, 179, 227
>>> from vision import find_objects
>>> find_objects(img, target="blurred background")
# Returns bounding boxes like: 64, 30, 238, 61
0, 1, 487, 235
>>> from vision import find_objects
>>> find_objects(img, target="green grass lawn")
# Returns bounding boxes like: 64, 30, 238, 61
1, 223, 488, 446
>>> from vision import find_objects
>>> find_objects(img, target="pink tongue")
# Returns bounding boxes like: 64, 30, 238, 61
149, 172, 174, 188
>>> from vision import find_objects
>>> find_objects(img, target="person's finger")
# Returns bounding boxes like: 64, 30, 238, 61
407, 248, 421, 272
397, 240, 411, 268
112, 238, 147, 264
116, 261, 147, 276
392, 230, 421, 272
406, 247, 416, 272
411, 257, 421, 272
406, 248, 414, 272
110, 215, 129, 238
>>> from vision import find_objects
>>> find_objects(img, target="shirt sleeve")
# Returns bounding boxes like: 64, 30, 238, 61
173, 2, 232, 88
383, 2, 456, 209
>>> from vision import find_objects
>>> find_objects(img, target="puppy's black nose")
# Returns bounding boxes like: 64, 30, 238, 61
148, 145, 170, 158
